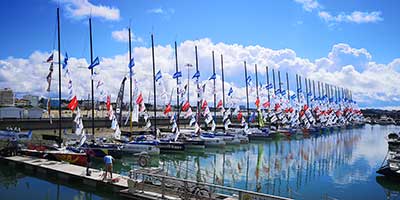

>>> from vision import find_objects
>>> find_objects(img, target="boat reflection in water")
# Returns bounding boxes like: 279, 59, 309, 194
111, 124, 399, 200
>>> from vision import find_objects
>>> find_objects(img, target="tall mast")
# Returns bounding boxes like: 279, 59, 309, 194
312, 80, 316, 100
195, 46, 200, 123
151, 34, 157, 136
174, 41, 180, 129
212, 51, 217, 120
255, 64, 259, 126
272, 69, 276, 96
266, 66, 270, 103
296, 74, 299, 103
255, 64, 259, 101
221, 54, 225, 108
129, 27, 133, 133
286, 72, 290, 102
305, 77, 309, 106
89, 17, 95, 136
318, 81, 321, 98
57, 8, 62, 147
278, 71, 282, 94
244, 61, 250, 122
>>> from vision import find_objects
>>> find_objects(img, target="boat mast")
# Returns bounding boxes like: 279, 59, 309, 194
244, 61, 250, 122
255, 64, 259, 126
296, 74, 299, 103
286, 72, 290, 103
129, 27, 133, 133
312, 80, 316, 100
174, 41, 180, 130
278, 71, 282, 96
151, 34, 157, 136
305, 77, 309, 106
195, 46, 200, 124
221, 55, 225, 108
266, 66, 270, 103
57, 7, 62, 147
89, 17, 95, 136
212, 51, 216, 120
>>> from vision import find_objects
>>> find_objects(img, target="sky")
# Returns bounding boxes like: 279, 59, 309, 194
0, 0, 399, 110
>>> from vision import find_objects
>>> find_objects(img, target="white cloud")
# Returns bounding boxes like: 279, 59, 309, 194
58, 0, 120, 21
294, 0, 321, 12
147, 7, 175, 18
1, 39, 399, 109
111, 28, 143, 43
318, 11, 383, 24
147, 8, 164, 14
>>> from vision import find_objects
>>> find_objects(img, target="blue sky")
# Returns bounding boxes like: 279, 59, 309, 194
0, 0, 399, 109
1, 0, 399, 63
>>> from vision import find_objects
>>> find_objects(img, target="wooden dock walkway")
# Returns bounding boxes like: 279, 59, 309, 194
0, 155, 292, 200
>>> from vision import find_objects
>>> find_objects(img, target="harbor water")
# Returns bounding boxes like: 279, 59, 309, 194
1, 124, 399, 199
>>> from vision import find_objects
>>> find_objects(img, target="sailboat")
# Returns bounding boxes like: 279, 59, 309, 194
20, 7, 88, 166
210, 58, 250, 144
106, 28, 160, 155
179, 47, 225, 148
149, 35, 185, 152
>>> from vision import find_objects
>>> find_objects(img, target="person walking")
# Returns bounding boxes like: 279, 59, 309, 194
103, 154, 114, 181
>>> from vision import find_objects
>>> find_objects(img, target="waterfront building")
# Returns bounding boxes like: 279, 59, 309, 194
22, 94, 39, 107
0, 88, 14, 107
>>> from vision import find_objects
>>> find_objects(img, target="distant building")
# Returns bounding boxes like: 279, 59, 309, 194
0, 88, 14, 107
15, 99, 30, 107
26, 107, 44, 118
0, 107, 23, 119
23, 94, 39, 107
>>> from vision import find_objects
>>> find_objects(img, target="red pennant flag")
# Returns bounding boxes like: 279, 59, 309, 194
237, 111, 243, 121
262, 101, 270, 108
67, 96, 78, 111
164, 103, 172, 115
299, 110, 305, 117
136, 93, 143, 105
289, 107, 294, 113
303, 104, 309, 111
106, 96, 111, 111
274, 103, 280, 111
217, 99, 223, 109
182, 101, 190, 111
201, 100, 208, 110
255, 97, 260, 108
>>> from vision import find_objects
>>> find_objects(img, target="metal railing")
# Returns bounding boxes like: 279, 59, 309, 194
128, 170, 293, 200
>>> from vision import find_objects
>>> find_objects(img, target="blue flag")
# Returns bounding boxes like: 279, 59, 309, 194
297, 88, 302, 93
128, 57, 135, 69
208, 73, 216, 80
249, 111, 256, 122
173, 71, 182, 79
290, 94, 297, 100
275, 88, 281, 95
192, 71, 200, 79
246, 76, 252, 85
62, 52, 68, 69
155, 70, 162, 82
266, 83, 273, 90
281, 90, 286, 96
88, 57, 100, 69
307, 92, 312, 97
228, 87, 233, 96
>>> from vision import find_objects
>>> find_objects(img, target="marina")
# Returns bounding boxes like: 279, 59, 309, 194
1, 1, 399, 200
1, 124, 399, 200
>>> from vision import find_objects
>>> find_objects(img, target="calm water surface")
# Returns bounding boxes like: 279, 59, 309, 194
1, 124, 400, 200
